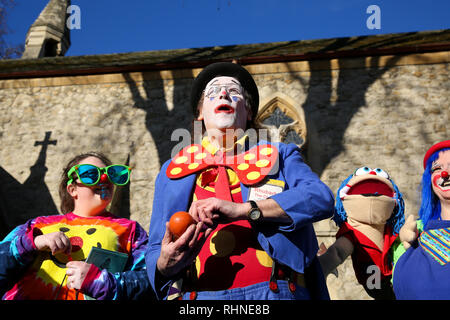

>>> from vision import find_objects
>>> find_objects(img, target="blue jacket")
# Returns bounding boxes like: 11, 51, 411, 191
145, 141, 334, 299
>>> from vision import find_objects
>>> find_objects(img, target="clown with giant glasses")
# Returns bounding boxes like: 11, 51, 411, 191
146, 62, 334, 300
0, 152, 152, 300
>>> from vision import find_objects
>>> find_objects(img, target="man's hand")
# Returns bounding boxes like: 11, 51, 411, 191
157, 221, 212, 278
189, 197, 248, 226
399, 215, 418, 250
34, 231, 72, 255
189, 197, 291, 225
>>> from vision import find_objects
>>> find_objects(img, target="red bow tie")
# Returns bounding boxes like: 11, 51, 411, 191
166, 143, 278, 186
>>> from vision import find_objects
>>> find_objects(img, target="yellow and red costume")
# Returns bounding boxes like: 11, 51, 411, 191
147, 137, 335, 300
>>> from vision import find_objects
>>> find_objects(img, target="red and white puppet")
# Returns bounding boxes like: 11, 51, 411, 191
318, 166, 405, 299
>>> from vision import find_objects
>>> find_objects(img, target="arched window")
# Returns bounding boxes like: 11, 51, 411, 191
255, 94, 307, 148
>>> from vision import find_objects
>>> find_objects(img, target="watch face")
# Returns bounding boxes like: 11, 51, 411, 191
249, 209, 261, 221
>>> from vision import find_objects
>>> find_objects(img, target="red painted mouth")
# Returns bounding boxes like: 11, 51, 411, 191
433, 174, 450, 192
347, 179, 394, 197
214, 104, 234, 114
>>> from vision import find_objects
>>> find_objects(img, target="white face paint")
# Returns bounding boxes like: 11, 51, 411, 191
198, 76, 251, 132
431, 150, 450, 202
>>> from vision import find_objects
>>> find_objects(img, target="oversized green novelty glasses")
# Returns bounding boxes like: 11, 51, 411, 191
67, 164, 131, 186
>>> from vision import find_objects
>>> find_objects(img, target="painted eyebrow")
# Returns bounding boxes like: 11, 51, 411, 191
431, 162, 441, 169
207, 79, 241, 86
207, 83, 241, 88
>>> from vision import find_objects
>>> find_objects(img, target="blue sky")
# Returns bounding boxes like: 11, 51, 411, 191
4, 0, 450, 57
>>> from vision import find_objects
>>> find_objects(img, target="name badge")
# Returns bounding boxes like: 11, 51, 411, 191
248, 179, 285, 201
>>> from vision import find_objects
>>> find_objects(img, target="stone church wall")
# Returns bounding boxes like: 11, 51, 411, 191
0, 51, 448, 299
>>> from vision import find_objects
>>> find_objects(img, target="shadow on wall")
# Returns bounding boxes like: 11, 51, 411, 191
123, 50, 409, 176
288, 36, 407, 176
109, 153, 131, 220
123, 69, 194, 167
0, 131, 58, 239
302, 56, 401, 175
0, 132, 132, 239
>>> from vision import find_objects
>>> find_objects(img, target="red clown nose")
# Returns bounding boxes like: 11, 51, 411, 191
441, 171, 449, 179
100, 173, 108, 183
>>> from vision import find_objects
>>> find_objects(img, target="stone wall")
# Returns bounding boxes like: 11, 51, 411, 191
0, 51, 448, 299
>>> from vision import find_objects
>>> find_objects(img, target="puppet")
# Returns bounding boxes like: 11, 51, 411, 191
319, 166, 405, 299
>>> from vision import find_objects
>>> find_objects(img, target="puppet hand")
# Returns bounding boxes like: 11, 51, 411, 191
34, 231, 72, 255
318, 237, 352, 278
317, 242, 328, 256
399, 215, 418, 250
66, 261, 92, 290
189, 198, 247, 226
157, 221, 212, 278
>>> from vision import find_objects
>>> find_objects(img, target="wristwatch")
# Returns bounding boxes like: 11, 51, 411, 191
247, 200, 262, 222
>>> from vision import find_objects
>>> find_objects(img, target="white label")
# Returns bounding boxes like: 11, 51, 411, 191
248, 180, 284, 201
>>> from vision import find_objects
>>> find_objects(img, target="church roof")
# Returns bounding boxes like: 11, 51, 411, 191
1, 29, 449, 79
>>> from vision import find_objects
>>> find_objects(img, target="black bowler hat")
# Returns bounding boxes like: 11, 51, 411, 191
190, 62, 259, 117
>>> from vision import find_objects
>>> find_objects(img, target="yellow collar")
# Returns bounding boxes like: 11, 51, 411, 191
201, 135, 248, 156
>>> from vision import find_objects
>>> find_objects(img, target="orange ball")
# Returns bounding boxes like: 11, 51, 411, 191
168, 211, 194, 239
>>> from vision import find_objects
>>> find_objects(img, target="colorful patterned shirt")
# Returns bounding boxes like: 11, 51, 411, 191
1, 212, 149, 300
393, 219, 450, 299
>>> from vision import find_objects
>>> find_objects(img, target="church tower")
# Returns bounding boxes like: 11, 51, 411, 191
21, 0, 71, 59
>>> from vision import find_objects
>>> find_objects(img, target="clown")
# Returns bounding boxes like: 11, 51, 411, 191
145, 62, 335, 300
0, 152, 150, 300
393, 140, 450, 299
318, 166, 405, 300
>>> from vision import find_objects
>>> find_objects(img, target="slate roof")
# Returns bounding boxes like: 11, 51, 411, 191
0, 29, 449, 79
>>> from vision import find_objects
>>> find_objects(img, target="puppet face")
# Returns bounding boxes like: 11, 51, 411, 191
198, 76, 250, 133
431, 150, 450, 202
340, 167, 396, 225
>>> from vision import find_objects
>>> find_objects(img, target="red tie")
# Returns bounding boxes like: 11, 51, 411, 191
213, 151, 232, 201
215, 165, 232, 201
